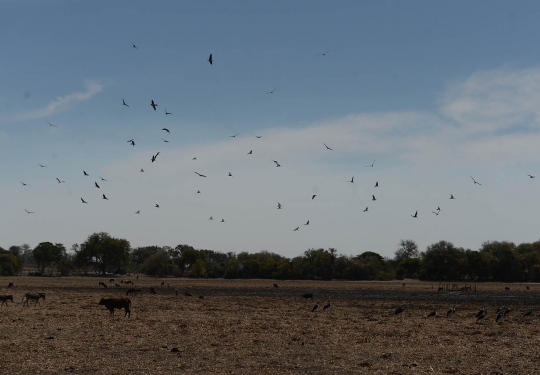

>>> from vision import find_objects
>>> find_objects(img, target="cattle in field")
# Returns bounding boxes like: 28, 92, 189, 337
99, 298, 131, 318
7, 282, 14, 288
99, 282, 107, 288
302, 293, 314, 300
0, 295, 14, 307
109, 279, 114, 283
126, 288, 142, 296
22, 293, 46, 306
150, 287, 156, 294
124, 280, 133, 285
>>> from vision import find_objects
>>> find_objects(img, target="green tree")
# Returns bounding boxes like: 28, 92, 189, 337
75, 232, 130, 275
141, 251, 176, 276
191, 258, 207, 278
421, 241, 466, 280
0, 252, 22, 276
32, 242, 66, 274
395, 240, 419, 262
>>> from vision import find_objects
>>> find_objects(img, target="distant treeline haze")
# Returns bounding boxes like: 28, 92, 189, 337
1, 233, 540, 281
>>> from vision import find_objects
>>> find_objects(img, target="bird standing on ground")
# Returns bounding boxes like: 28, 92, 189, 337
395, 305, 405, 316
447, 306, 456, 317
322, 300, 331, 311
312, 302, 320, 312
427, 309, 436, 318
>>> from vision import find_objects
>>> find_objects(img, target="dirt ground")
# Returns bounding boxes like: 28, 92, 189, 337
1, 277, 539, 375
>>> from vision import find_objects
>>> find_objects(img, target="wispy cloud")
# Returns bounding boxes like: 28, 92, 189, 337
4, 80, 104, 122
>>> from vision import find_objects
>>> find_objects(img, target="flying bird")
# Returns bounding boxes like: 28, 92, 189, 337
267, 88, 276, 94
122, 98, 129, 107
312, 195, 317, 200
95, 182, 100, 188
450, 194, 455, 199
437, 206, 441, 211
127, 139, 135, 146
197, 190, 201, 194
372, 195, 376, 201
363, 207, 368, 212
411, 211, 418, 218
471, 176, 482, 186
256, 136, 262, 138
304, 220, 310, 225
273, 160, 281, 167
374, 182, 378, 187
135, 210, 140, 214
162, 128, 170, 133
318, 50, 330, 56
102, 194, 108, 200
247, 150, 253, 155
21, 182, 28, 186
221, 218, 225, 222
432, 211, 440, 216
208, 54, 213, 65
165, 108, 172, 115
155, 204, 160, 208
323, 143, 333, 151
83, 171, 89, 176
56, 178, 64, 184
38, 164, 47, 168
365, 160, 375, 167
99, 176, 107, 181
140, 169, 144, 172
81, 198, 87, 204
348, 176, 354, 183
527, 174, 536, 179
163, 138, 169, 143
293, 227, 299, 231
132, 43, 137, 49
192, 157, 197, 160
195, 172, 207, 178
229, 134, 239, 138
228, 172, 232, 177
46, 121, 57, 127
209, 216, 213, 220
277, 203, 282, 209
151, 100, 158, 110
24, 209, 34, 214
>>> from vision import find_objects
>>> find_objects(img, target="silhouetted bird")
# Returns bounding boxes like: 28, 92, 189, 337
132, 43, 137, 49
81, 198, 88, 204
83, 171, 89, 176
155, 204, 160, 208
293, 227, 299, 231
46, 121, 57, 127
348, 176, 354, 183
273, 160, 281, 167
411, 211, 418, 218
374, 181, 379, 187
128, 139, 135, 146
318, 50, 329, 56
363, 207, 368, 212
163, 138, 169, 143
230, 134, 239, 137
209, 216, 213, 220
162, 128, 170, 133
277, 203, 282, 209
21, 182, 27, 186
102, 194, 108, 200
228, 172, 232, 177
195, 172, 207, 177
323, 143, 333, 150
312, 302, 320, 312
471, 176, 482, 186
165, 108, 172, 115
527, 174, 536, 179
312, 195, 316, 200
432, 211, 439, 216
151, 100, 158, 110
197, 190, 201, 194
95, 182, 100, 188
365, 160, 375, 167
56, 178, 63, 184
99, 176, 107, 181
24, 209, 34, 214
437, 206, 441, 211
221, 218, 225, 222
38, 164, 47, 168
247, 150, 253, 155
450, 194, 455, 199
372, 195, 376, 201
256, 136, 262, 138
273, 283, 279, 288
267, 88, 276, 94
304, 220, 309, 225
208, 54, 213, 65
140, 169, 144, 172
122, 98, 129, 107
135, 210, 140, 214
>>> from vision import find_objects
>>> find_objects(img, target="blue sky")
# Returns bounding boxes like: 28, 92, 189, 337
2, 1, 540, 257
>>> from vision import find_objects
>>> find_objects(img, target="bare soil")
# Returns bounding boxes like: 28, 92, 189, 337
1, 277, 539, 375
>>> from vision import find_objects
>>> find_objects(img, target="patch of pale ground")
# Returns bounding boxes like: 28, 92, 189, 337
1, 277, 539, 374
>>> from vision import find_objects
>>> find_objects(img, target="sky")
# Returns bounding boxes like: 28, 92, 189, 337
2, 0, 540, 258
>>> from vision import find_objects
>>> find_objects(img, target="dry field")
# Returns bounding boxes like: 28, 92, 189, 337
1, 277, 540, 375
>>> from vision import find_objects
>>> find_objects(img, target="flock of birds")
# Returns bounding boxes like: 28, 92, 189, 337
17, 46, 540, 235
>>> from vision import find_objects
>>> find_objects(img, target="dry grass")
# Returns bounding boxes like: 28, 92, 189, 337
1, 277, 540, 374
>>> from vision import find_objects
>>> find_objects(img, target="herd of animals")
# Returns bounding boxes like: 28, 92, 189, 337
0, 280, 537, 323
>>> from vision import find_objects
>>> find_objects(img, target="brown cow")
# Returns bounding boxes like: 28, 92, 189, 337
99, 282, 108, 288
0, 295, 14, 307
98, 298, 131, 318
22, 293, 45, 306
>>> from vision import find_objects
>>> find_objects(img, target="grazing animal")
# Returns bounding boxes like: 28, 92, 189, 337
427, 309, 436, 318
150, 287, 156, 294
99, 298, 131, 318
0, 295, 14, 307
312, 302, 320, 312
302, 293, 313, 300
273, 283, 279, 288
7, 282, 14, 288
99, 282, 107, 288
109, 279, 114, 283
126, 288, 142, 296
184, 290, 193, 297
22, 293, 45, 306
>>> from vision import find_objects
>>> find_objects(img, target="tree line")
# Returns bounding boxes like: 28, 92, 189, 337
2, 232, 540, 282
